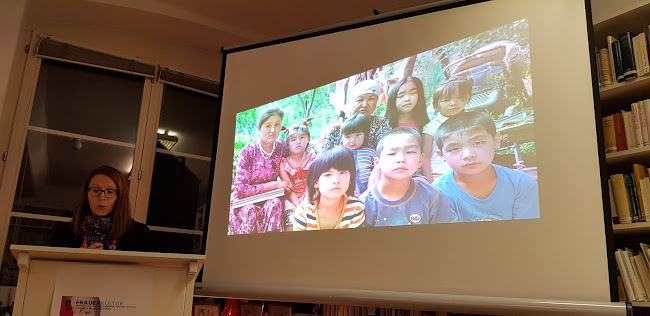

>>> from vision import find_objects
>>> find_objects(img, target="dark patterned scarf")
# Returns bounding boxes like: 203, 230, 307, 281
81, 215, 113, 249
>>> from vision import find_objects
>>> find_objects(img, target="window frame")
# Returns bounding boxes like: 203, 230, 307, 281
0, 32, 217, 266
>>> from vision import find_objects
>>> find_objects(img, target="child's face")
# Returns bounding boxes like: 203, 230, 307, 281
436, 127, 500, 176
396, 81, 419, 115
376, 134, 423, 181
288, 132, 309, 155
438, 93, 469, 117
314, 168, 351, 200
342, 132, 365, 150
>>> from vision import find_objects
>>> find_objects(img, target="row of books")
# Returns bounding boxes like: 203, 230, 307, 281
603, 99, 650, 153
608, 164, 650, 224
597, 28, 650, 87
615, 245, 650, 301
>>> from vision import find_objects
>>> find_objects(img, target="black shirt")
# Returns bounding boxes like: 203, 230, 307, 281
50, 220, 152, 252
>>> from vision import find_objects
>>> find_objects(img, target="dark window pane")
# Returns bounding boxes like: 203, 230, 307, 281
149, 230, 202, 254
30, 59, 144, 144
14, 131, 134, 217
157, 85, 218, 157
146, 154, 210, 230
0, 217, 58, 286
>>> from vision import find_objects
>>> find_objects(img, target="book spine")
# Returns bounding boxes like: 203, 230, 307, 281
633, 164, 649, 222
599, 48, 613, 86
624, 249, 647, 300
645, 26, 650, 74
632, 254, 650, 300
619, 32, 638, 81
641, 243, 650, 271
619, 275, 629, 301
603, 115, 617, 152
623, 111, 638, 149
639, 178, 650, 222
640, 102, 650, 146
635, 254, 650, 299
626, 174, 640, 222
613, 40, 625, 82
609, 179, 620, 224
634, 35, 645, 77
608, 36, 621, 82
611, 174, 633, 224
643, 100, 650, 145
628, 173, 641, 221
617, 250, 637, 301
613, 112, 628, 151
632, 103, 644, 147
636, 34, 649, 77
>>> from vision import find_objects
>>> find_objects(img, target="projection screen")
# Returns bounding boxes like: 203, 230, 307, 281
201, 0, 614, 307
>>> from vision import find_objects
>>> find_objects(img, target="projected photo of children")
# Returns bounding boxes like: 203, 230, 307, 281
228, 19, 539, 235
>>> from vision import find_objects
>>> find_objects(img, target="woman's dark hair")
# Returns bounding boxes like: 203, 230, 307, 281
72, 165, 132, 239
385, 76, 430, 132
257, 106, 284, 129
306, 146, 356, 203
432, 76, 475, 113
340, 113, 370, 147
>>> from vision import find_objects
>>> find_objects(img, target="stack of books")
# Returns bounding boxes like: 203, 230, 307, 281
603, 99, 650, 153
597, 28, 650, 87
609, 164, 650, 224
615, 244, 650, 301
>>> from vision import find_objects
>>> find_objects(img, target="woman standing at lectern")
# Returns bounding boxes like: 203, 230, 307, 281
50, 165, 151, 251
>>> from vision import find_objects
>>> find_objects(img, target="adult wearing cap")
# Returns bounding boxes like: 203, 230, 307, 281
319, 80, 392, 151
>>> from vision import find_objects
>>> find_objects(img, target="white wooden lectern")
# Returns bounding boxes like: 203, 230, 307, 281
10, 245, 205, 316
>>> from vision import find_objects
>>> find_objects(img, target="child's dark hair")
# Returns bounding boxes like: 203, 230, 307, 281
340, 113, 370, 147
432, 76, 474, 112
306, 146, 356, 202
376, 127, 424, 156
434, 111, 497, 150
385, 76, 430, 132
283, 118, 312, 156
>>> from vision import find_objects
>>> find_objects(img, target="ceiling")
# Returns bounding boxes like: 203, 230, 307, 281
26, 0, 463, 53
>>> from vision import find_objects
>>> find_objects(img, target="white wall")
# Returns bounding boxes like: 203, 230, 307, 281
0, 0, 27, 121
591, 0, 650, 23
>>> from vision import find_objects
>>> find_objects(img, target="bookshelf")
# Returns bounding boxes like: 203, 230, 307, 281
595, 1, 650, 306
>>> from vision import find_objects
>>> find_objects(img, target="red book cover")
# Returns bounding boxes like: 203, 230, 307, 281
614, 112, 628, 151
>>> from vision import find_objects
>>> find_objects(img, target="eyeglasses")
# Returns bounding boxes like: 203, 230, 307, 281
87, 187, 118, 198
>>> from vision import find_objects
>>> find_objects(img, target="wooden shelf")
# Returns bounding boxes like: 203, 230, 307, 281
613, 222, 650, 234
593, 2, 650, 111
606, 146, 650, 165
600, 74, 650, 106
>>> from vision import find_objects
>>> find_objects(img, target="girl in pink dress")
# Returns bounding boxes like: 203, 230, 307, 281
279, 119, 315, 230
384, 76, 430, 133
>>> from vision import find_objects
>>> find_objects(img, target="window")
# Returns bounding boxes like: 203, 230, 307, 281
0, 39, 219, 285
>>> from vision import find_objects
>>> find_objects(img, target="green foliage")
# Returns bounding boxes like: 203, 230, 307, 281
231, 19, 532, 172
496, 142, 536, 156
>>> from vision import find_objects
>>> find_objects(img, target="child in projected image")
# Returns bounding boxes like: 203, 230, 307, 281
433, 111, 539, 222
384, 76, 430, 133
421, 76, 474, 183
360, 127, 457, 226
340, 113, 380, 195
292, 146, 365, 231
279, 118, 316, 231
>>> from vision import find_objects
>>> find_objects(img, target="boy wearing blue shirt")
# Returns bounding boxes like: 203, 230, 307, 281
433, 111, 540, 222
360, 127, 457, 226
